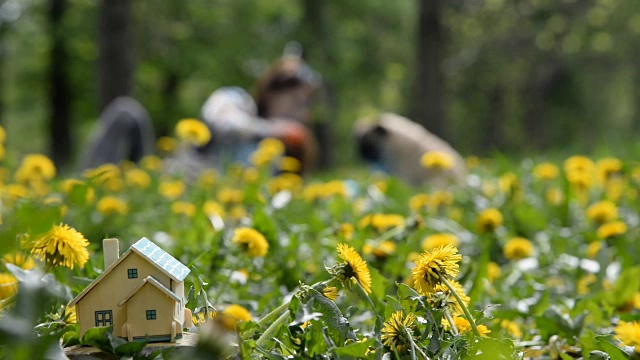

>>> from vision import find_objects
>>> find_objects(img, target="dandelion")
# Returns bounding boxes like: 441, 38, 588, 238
334, 243, 372, 294
337, 223, 354, 241
15, 154, 56, 183
614, 321, 640, 353
125, 168, 151, 189
64, 305, 77, 324
203, 200, 225, 218
564, 155, 594, 175
381, 311, 418, 353
2, 253, 35, 270
175, 118, 211, 146
597, 157, 622, 184
499, 172, 520, 195
198, 169, 217, 188
0, 125, 5, 144
232, 228, 269, 257
218, 188, 244, 204
409, 193, 430, 212
586, 201, 618, 224
28, 224, 90, 270
422, 234, 460, 251
503, 237, 534, 260
412, 244, 461, 295
420, 151, 454, 169
586, 241, 603, 259
477, 208, 503, 233
267, 173, 303, 194
156, 136, 178, 153
487, 262, 502, 282
533, 162, 559, 181
322, 286, 339, 301
159, 180, 185, 200
597, 221, 627, 239
280, 156, 301, 173
218, 304, 252, 331
171, 201, 196, 217
96, 196, 129, 216
358, 213, 405, 232
431, 279, 470, 316
577, 274, 597, 295
229, 206, 247, 220
545, 187, 564, 205
0, 273, 17, 300
445, 316, 491, 337
242, 168, 259, 184
500, 319, 522, 338
140, 155, 163, 172
372, 240, 397, 259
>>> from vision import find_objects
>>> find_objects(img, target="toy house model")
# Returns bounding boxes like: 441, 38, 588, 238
69, 238, 192, 342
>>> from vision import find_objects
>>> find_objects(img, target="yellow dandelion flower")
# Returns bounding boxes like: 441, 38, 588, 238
586, 241, 603, 259
28, 224, 89, 270
337, 223, 354, 241
409, 193, 430, 212
2, 253, 35, 270
203, 200, 225, 218
564, 155, 595, 175
159, 180, 185, 200
373, 240, 397, 259
487, 262, 502, 282
65, 305, 77, 324
229, 206, 247, 220
577, 273, 597, 295
0, 273, 18, 300
2, 183, 29, 201
175, 118, 211, 146
0, 144, 5, 161
242, 167, 259, 184
381, 311, 418, 353
171, 201, 196, 217
83, 163, 120, 185
96, 196, 129, 216
280, 156, 301, 173
359, 213, 405, 233
232, 228, 269, 257
336, 243, 372, 294
596, 157, 622, 184
615, 321, 640, 353
267, 173, 303, 194
0, 125, 5, 143
218, 304, 252, 331
156, 136, 178, 153
500, 319, 522, 338
258, 138, 285, 158
545, 187, 564, 205
322, 286, 340, 301
431, 279, 470, 316
422, 234, 460, 251
140, 155, 163, 171
597, 221, 627, 239
447, 316, 491, 337
198, 169, 217, 188
125, 168, 151, 189
499, 172, 520, 195
586, 201, 617, 224
503, 237, 534, 260
533, 162, 559, 181
420, 151, 454, 169
477, 208, 503, 233
218, 188, 244, 204
412, 244, 461, 296
15, 154, 56, 183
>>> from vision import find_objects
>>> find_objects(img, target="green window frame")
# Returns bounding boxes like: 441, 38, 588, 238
146, 309, 156, 320
127, 269, 138, 279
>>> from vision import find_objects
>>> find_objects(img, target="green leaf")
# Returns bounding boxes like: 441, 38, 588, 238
80, 326, 114, 353
595, 336, 632, 360
603, 267, 640, 308
114, 338, 147, 356
384, 295, 403, 319
333, 338, 375, 357
368, 266, 389, 301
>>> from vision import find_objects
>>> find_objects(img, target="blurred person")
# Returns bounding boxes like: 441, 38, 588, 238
81, 49, 321, 176
353, 112, 466, 187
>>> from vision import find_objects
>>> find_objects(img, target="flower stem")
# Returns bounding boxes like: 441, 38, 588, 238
438, 274, 481, 337
442, 309, 458, 336
256, 311, 289, 348
257, 300, 290, 327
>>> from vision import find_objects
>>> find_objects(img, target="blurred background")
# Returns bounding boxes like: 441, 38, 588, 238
1, 0, 639, 172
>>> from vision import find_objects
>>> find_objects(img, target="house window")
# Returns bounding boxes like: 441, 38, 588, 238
146, 309, 156, 320
127, 269, 138, 279
95, 310, 113, 327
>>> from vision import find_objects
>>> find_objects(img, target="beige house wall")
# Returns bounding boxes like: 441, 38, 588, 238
124, 284, 180, 339
75, 252, 171, 337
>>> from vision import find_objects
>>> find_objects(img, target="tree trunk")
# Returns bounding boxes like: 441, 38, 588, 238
414, 0, 446, 139
98, 0, 133, 111
48, 0, 72, 168
301, 0, 334, 169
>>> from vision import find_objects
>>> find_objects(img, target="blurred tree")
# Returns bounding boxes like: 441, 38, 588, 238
414, 0, 446, 140
98, 0, 132, 111
48, 0, 72, 167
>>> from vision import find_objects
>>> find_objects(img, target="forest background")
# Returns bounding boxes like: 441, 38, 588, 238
1, 0, 640, 172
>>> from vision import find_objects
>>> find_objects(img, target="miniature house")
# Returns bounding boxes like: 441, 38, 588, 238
69, 238, 191, 342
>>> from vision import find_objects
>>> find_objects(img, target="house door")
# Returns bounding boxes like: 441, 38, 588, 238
95, 310, 113, 327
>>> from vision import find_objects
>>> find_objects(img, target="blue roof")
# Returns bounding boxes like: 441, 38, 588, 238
131, 238, 191, 282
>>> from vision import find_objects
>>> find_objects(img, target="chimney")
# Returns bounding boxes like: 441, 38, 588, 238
103, 238, 120, 269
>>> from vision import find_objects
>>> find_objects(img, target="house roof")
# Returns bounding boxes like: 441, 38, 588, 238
69, 237, 190, 307
130, 238, 190, 282
118, 276, 181, 307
